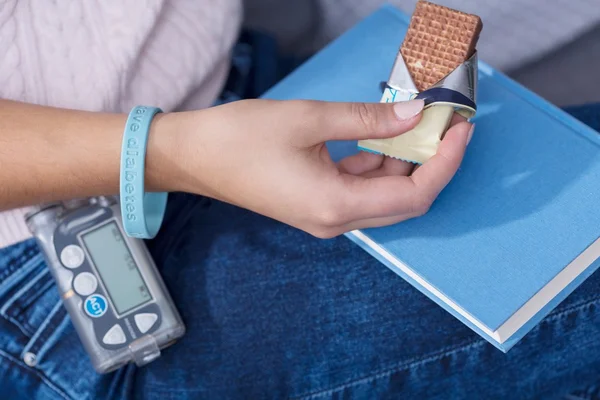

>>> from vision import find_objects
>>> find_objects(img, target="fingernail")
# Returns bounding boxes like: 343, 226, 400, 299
393, 99, 424, 120
467, 123, 476, 144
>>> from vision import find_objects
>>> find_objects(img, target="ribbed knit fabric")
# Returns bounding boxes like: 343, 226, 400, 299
0, 0, 242, 248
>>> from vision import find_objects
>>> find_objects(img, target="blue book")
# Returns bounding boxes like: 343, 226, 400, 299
262, 5, 600, 351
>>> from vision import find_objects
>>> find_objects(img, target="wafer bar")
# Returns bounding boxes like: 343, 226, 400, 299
402, 0, 482, 92
357, 1, 482, 164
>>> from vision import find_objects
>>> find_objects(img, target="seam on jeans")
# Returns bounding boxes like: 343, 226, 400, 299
0, 252, 43, 300
0, 266, 49, 316
5, 276, 56, 338
0, 348, 72, 400
17, 277, 55, 319
3, 313, 35, 338
21, 300, 66, 359
32, 310, 70, 366
544, 296, 600, 321
0, 242, 38, 283
292, 339, 486, 400
293, 295, 600, 400
0, 255, 46, 337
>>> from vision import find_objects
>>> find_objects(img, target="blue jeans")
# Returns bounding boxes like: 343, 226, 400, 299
1, 32, 600, 399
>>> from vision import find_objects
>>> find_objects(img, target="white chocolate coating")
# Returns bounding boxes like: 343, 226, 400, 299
358, 88, 454, 164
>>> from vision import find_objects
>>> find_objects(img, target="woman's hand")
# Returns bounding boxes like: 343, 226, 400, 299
161, 99, 473, 238
0, 98, 471, 238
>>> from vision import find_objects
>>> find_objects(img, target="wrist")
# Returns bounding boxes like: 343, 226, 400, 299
145, 112, 185, 193
146, 109, 220, 198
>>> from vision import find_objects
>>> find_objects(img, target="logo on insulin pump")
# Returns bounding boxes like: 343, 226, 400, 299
123, 107, 149, 223
84, 294, 108, 318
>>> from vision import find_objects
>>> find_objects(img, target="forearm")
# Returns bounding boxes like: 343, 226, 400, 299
0, 100, 178, 210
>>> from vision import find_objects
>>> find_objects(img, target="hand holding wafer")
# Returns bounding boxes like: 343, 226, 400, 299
172, 98, 471, 238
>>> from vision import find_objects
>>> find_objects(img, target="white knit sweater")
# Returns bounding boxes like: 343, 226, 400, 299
0, 0, 242, 248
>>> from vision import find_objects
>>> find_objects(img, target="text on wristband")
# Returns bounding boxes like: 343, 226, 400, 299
123, 107, 150, 223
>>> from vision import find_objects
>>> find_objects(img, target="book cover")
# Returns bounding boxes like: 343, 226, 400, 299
262, 5, 600, 351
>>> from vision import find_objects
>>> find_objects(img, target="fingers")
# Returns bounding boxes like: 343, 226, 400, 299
450, 112, 467, 126
337, 152, 414, 177
333, 122, 470, 223
408, 121, 472, 206
306, 173, 427, 238
467, 123, 475, 144
341, 213, 417, 233
337, 151, 384, 175
411, 114, 472, 176
341, 174, 423, 220
313, 121, 472, 237
338, 112, 470, 176
360, 157, 415, 178
301, 99, 425, 144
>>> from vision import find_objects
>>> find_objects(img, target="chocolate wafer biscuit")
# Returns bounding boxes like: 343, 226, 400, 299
357, 2, 482, 164
401, 0, 482, 92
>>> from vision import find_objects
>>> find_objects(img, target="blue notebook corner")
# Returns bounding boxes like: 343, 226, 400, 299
262, 5, 600, 352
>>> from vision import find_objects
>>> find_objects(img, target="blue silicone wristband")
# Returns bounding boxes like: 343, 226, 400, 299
119, 106, 168, 239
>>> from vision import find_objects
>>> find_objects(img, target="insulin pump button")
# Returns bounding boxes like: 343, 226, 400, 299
60, 245, 85, 269
103, 324, 126, 345
135, 313, 158, 334
73, 272, 98, 296
84, 294, 108, 318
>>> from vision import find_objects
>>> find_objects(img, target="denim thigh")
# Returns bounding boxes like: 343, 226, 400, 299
131, 197, 600, 400
1, 193, 599, 400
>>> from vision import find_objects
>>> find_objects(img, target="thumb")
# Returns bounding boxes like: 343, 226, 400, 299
305, 99, 424, 143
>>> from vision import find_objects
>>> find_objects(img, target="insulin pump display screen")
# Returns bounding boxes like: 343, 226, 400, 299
81, 221, 152, 315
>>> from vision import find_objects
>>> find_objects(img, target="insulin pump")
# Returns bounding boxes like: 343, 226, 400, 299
25, 196, 185, 374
